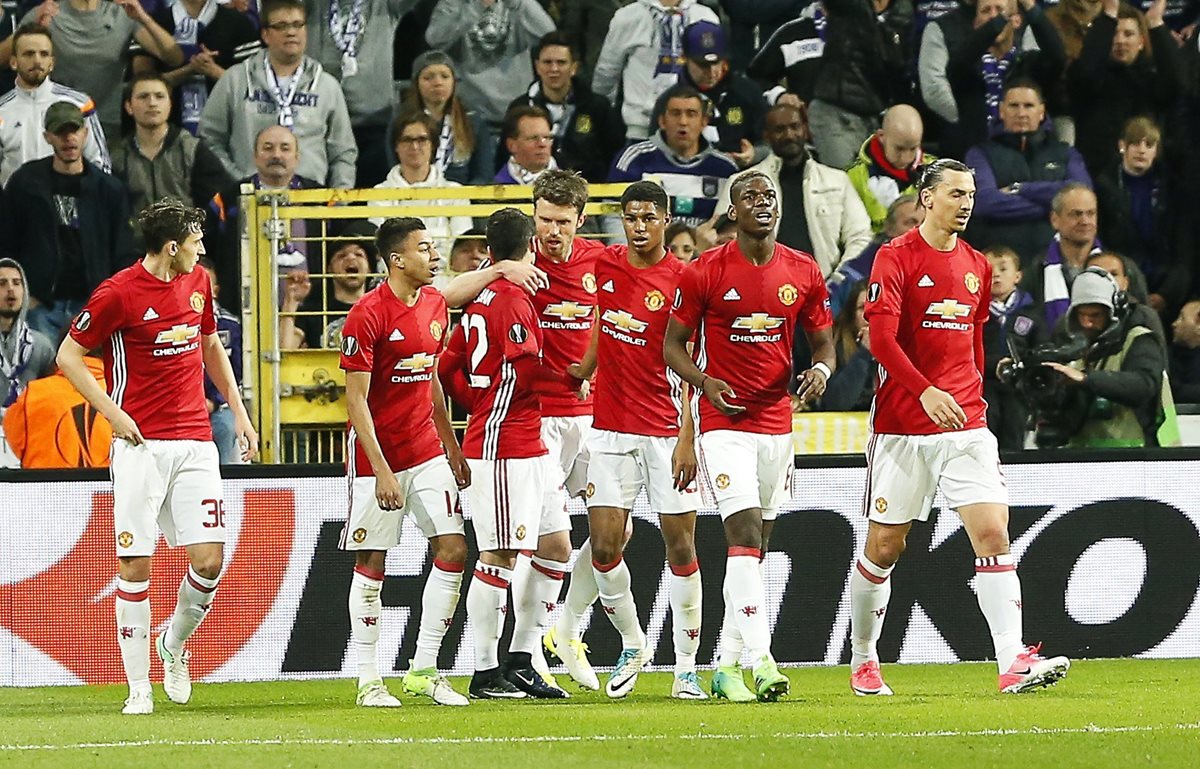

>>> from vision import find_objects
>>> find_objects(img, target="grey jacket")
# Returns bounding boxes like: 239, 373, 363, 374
0, 258, 56, 410
305, 0, 415, 127
425, 0, 556, 125
199, 50, 358, 187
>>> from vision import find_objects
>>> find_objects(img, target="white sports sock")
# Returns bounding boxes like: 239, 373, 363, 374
669, 561, 702, 674
412, 559, 463, 671
557, 539, 597, 642
975, 554, 1024, 672
510, 556, 566, 654
115, 579, 151, 694
724, 548, 771, 661
593, 555, 645, 650
467, 564, 511, 671
165, 567, 219, 655
849, 557, 894, 668
717, 582, 744, 668
348, 566, 384, 687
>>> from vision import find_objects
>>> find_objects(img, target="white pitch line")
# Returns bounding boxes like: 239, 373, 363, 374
2, 722, 1198, 752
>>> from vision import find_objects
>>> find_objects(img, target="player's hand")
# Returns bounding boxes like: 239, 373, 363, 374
234, 414, 259, 462
35, 0, 59, 26
375, 472, 404, 511
567, 361, 592, 381
447, 448, 471, 489
702, 376, 745, 416
919, 386, 966, 430
795, 366, 829, 405
1041, 361, 1086, 383
495, 260, 548, 295
671, 436, 697, 491
110, 409, 145, 446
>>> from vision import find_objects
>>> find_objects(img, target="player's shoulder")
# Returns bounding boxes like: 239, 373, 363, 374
574, 236, 606, 257
417, 284, 448, 310
97, 263, 145, 294
874, 228, 924, 266
773, 242, 823, 274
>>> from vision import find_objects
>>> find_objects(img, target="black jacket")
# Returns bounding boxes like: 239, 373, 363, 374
946, 4, 1065, 158
747, 8, 825, 103
1068, 15, 1184, 177
677, 69, 768, 154
814, 0, 914, 117
504, 77, 626, 183
0, 159, 135, 305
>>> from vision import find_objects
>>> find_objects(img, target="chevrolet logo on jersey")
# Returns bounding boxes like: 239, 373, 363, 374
730, 313, 784, 343
392, 352, 436, 382
602, 309, 648, 333
152, 324, 201, 357
923, 299, 972, 331
544, 302, 592, 320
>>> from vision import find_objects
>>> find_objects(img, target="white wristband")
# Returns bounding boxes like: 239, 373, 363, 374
811, 362, 832, 379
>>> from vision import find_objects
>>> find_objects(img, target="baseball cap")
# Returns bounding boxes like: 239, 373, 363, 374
684, 21, 727, 64
44, 101, 85, 133
1069, 268, 1117, 314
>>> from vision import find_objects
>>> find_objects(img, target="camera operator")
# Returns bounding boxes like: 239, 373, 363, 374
1036, 267, 1168, 447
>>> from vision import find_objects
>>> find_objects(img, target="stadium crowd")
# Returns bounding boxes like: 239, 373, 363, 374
2, 0, 1200, 467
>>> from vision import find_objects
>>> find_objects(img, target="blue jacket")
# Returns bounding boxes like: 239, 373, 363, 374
609, 131, 738, 227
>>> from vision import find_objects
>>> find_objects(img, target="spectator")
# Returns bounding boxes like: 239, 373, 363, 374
280, 219, 373, 348
746, 2, 825, 108
560, 0, 626, 81
818, 280, 875, 412
494, 104, 557, 184
424, 0, 555, 127
676, 20, 767, 168
610, 84, 738, 227
504, 31, 625, 183
846, 104, 935, 234
722, 0, 808, 73
402, 49, 493, 184
306, 0, 413, 187
15, 0, 183, 141
1170, 299, 1200, 403
827, 193, 922, 315
0, 258, 56, 467
1025, 182, 1101, 328
196, 257, 244, 463
1085, 249, 1168, 347
3, 353, 111, 469
370, 111, 471, 254
1094, 116, 1192, 317
982, 245, 1040, 450
945, 0, 1065, 160
1, 102, 134, 341
665, 220, 698, 262
1045, 0, 1104, 145
433, 227, 486, 291
593, 0, 719, 142
0, 23, 110, 188
918, 0, 976, 146
131, 0, 261, 137
199, 0, 357, 187
807, 0, 914, 170
1068, 0, 1184, 176
965, 80, 1091, 265
715, 102, 872, 276
208, 124, 322, 313
111, 73, 233, 214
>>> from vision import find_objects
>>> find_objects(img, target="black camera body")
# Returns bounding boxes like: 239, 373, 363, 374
997, 333, 1092, 447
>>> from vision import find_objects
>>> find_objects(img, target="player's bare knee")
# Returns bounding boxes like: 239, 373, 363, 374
971, 529, 1011, 558
432, 535, 468, 566
664, 537, 696, 566
118, 556, 152, 582
866, 535, 905, 569
535, 532, 571, 563
591, 537, 622, 565
480, 549, 517, 571
355, 550, 386, 573
191, 556, 223, 581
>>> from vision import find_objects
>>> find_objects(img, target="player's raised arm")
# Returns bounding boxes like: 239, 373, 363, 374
57, 335, 145, 446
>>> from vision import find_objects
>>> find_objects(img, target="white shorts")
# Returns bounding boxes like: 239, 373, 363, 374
466, 456, 547, 552
540, 415, 591, 535
339, 456, 465, 550
111, 439, 224, 557
585, 430, 698, 515
697, 430, 793, 521
864, 428, 1007, 524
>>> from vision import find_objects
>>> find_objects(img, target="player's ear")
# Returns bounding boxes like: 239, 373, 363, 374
168, 240, 179, 256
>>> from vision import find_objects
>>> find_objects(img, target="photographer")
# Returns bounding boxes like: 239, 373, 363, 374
1030, 267, 1168, 447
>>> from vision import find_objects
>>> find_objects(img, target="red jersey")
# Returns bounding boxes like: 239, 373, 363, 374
671, 240, 831, 435
447, 279, 548, 460
864, 227, 991, 435
69, 262, 216, 441
339, 283, 449, 474
593, 245, 685, 437
531, 236, 603, 417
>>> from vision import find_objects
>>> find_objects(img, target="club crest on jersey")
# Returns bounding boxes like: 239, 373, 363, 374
867, 282, 881, 302
715, 474, 730, 490
778, 283, 799, 306
352, 528, 367, 544
117, 531, 134, 548
586, 482, 595, 498
74, 311, 91, 331
644, 289, 666, 311
965, 272, 981, 294
516, 525, 527, 541
727, 106, 744, 126
509, 323, 529, 345
190, 291, 205, 314
582, 273, 597, 294
874, 497, 888, 514
430, 320, 444, 341
730, 313, 784, 343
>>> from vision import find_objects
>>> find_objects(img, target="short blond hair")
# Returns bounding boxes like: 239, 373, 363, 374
1121, 116, 1161, 147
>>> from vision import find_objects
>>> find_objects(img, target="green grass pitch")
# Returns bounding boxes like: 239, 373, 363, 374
2, 659, 1197, 768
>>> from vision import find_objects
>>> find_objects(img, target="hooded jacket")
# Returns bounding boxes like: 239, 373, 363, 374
369, 164, 472, 254
199, 50, 358, 188
0, 258, 56, 410
593, 0, 720, 139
